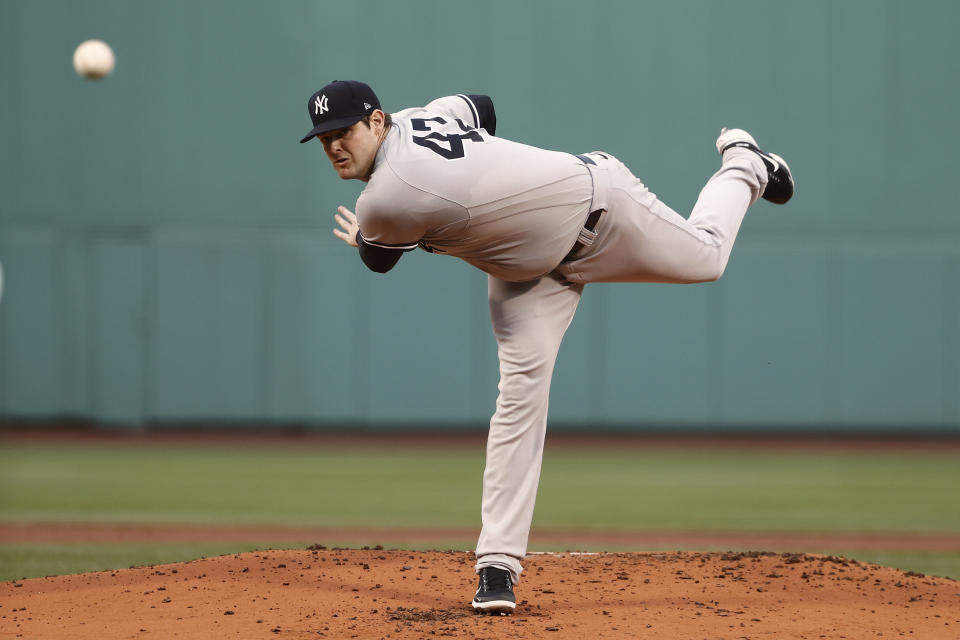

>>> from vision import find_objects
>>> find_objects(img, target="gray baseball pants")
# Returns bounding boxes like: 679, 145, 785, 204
475, 148, 767, 582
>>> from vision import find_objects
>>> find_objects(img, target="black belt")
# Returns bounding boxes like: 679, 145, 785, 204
562, 153, 605, 262
563, 208, 603, 262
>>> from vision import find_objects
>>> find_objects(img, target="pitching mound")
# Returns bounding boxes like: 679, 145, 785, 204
2, 549, 958, 639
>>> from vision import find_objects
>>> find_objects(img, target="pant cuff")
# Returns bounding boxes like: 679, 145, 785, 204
475, 554, 523, 584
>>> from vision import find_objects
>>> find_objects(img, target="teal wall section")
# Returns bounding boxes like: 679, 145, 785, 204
1, 1, 958, 429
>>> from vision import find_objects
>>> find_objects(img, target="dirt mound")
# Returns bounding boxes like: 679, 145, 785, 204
2, 549, 958, 639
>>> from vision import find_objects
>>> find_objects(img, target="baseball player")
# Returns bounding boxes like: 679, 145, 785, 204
299, 80, 793, 614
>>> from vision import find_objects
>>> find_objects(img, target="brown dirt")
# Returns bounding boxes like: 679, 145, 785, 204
4, 424, 960, 452
3, 427, 959, 637
2, 549, 959, 639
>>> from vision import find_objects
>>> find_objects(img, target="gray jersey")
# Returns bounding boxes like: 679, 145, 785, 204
334, 90, 774, 591
356, 96, 594, 282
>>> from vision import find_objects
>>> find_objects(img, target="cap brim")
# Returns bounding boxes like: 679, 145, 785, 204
298, 114, 365, 143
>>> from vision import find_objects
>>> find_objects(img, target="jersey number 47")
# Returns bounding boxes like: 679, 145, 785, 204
411, 117, 483, 160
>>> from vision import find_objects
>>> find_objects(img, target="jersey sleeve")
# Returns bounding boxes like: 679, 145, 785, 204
356, 211, 420, 251
354, 189, 421, 274
356, 191, 423, 251
424, 94, 497, 135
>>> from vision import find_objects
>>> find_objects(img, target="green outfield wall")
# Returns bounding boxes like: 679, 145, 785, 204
1, 0, 958, 429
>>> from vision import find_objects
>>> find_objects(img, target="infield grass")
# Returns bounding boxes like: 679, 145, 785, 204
1, 439, 958, 580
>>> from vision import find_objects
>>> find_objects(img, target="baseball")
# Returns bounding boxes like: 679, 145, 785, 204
73, 39, 115, 80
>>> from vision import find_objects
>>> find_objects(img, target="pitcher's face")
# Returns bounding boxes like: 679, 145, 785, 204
319, 111, 386, 182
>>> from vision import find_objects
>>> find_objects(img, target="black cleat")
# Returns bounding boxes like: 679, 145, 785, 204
471, 567, 516, 615
716, 128, 794, 204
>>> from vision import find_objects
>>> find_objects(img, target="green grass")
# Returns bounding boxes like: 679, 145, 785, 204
834, 551, 960, 580
535, 448, 960, 532
0, 542, 261, 581
1, 440, 958, 581
0, 443, 484, 527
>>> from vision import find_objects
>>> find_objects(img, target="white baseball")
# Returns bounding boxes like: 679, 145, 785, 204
73, 39, 115, 80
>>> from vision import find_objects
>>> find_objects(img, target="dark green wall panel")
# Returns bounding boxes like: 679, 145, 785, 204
836, 250, 953, 425
0, 231, 62, 415
719, 247, 830, 425
363, 253, 482, 423
602, 283, 718, 424
152, 233, 267, 419
92, 236, 146, 423
267, 234, 360, 422
2, 1, 959, 430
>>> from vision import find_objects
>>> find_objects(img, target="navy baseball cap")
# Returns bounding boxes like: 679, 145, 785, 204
299, 80, 381, 143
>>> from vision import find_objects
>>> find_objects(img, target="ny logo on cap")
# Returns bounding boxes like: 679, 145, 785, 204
364, 102, 371, 110
315, 94, 330, 115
